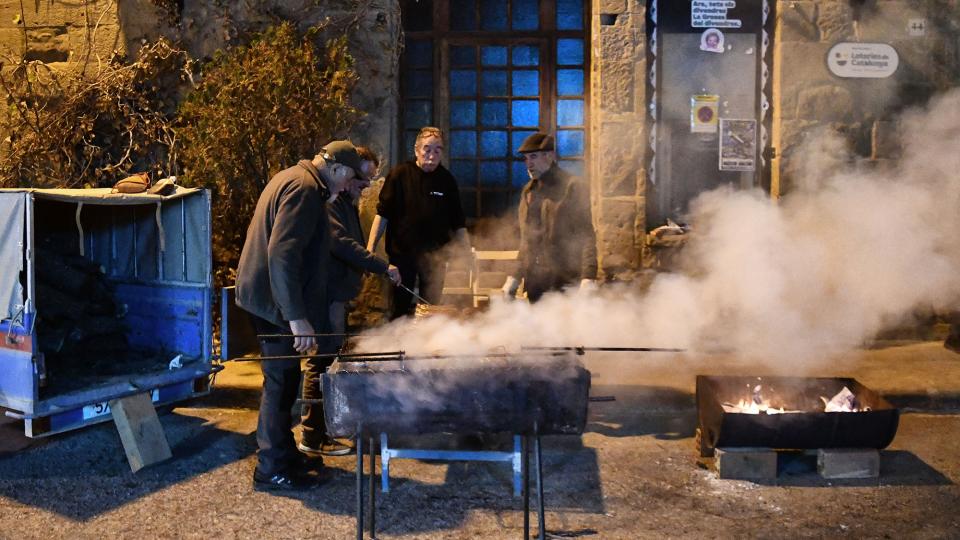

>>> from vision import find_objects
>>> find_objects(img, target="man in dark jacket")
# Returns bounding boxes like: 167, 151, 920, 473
299, 147, 400, 456
235, 140, 365, 491
366, 126, 470, 318
502, 133, 597, 302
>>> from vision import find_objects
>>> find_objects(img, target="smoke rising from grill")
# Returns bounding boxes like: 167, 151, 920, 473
356, 90, 960, 368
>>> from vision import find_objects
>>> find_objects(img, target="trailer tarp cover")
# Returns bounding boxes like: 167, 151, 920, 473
0, 193, 26, 324
1, 186, 202, 205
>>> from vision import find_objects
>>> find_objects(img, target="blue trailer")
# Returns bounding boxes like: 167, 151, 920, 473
0, 186, 218, 437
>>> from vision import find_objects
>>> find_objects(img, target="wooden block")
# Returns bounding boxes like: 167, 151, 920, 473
715, 447, 777, 480
110, 393, 172, 473
817, 448, 879, 479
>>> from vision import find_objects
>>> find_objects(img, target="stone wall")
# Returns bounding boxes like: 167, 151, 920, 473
6, 0, 960, 284
589, 0, 648, 278
773, 0, 960, 196
0, 0, 403, 161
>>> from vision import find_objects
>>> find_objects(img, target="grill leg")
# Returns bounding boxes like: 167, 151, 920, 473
356, 432, 363, 540
534, 432, 545, 540
369, 435, 376, 538
522, 435, 530, 540
380, 433, 390, 493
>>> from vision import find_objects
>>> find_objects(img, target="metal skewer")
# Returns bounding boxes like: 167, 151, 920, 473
398, 283, 432, 305
521, 346, 686, 355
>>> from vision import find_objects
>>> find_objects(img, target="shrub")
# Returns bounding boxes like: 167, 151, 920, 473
176, 22, 360, 277
0, 40, 188, 188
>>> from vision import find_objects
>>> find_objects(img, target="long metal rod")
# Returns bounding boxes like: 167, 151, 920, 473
522, 346, 686, 354
229, 351, 405, 362
256, 332, 390, 339
398, 283, 432, 305
534, 424, 545, 540
369, 435, 376, 538
356, 431, 364, 540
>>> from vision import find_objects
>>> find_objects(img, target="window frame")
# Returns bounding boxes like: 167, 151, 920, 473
399, 0, 591, 221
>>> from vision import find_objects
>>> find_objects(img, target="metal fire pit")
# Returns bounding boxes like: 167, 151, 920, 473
323, 352, 591, 438
696, 375, 900, 456
322, 351, 591, 540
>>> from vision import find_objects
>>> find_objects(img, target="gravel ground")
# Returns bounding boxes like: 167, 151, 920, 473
1, 341, 959, 539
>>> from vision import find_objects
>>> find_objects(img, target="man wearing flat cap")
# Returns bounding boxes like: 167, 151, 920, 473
502, 132, 597, 302
236, 140, 367, 491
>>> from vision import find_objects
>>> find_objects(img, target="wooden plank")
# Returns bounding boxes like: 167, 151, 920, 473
110, 393, 171, 473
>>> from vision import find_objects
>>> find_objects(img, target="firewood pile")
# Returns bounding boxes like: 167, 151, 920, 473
35, 240, 131, 378
414, 304, 482, 320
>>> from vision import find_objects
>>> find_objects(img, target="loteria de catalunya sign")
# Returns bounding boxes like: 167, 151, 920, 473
827, 42, 899, 79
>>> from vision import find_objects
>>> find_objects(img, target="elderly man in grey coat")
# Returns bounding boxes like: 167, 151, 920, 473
235, 140, 366, 491
299, 146, 400, 457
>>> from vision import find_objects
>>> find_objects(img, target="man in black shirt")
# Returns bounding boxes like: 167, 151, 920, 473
367, 126, 470, 318
502, 132, 597, 302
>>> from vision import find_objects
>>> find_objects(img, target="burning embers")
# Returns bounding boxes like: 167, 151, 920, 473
722, 382, 868, 415
697, 375, 899, 454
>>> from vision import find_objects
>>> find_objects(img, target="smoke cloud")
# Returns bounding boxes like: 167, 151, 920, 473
355, 89, 960, 369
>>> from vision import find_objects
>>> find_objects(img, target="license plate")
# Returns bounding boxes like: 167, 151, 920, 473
82, 389, 160, 420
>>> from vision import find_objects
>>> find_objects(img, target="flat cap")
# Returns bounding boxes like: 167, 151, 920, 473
517, 132, 555, 154
322, 140, 365, 174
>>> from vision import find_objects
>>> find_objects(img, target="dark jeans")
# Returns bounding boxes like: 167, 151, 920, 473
300, 302, 345, 447
249, 315, 301, 476
390, 251, 445, 319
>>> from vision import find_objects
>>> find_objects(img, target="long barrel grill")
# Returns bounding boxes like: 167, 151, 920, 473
322, 351, 592, 540
323, 352, 591, 438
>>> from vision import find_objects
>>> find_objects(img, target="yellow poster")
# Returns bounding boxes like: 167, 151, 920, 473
691, 94, 719, 133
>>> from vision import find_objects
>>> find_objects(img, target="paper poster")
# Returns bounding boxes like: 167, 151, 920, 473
691, 0, 742, 28
691, 94, 719, 134
719, 119, 757, 171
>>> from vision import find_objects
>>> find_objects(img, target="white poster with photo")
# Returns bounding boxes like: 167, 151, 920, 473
719, 119, 757, 171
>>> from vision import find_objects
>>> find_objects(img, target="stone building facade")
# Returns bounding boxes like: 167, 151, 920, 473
2, 0, 959, 280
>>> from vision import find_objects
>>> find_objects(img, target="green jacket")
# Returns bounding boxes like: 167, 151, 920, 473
327, 193, 389, 303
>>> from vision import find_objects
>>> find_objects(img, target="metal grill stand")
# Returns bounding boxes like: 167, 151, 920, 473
353, 427, 547, 540
379, 433, 523, 495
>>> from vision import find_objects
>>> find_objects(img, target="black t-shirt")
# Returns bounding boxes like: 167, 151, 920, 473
376, 161, 466, 257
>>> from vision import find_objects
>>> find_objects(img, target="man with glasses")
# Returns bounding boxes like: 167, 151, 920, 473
235, 140, 365, 491
299, 146, 401, 457
367, 127, 470, 318
502, 132, 597, 302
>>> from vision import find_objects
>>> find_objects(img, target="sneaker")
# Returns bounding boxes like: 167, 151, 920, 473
299, 438, 354, 456
253, 469, 318, 492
